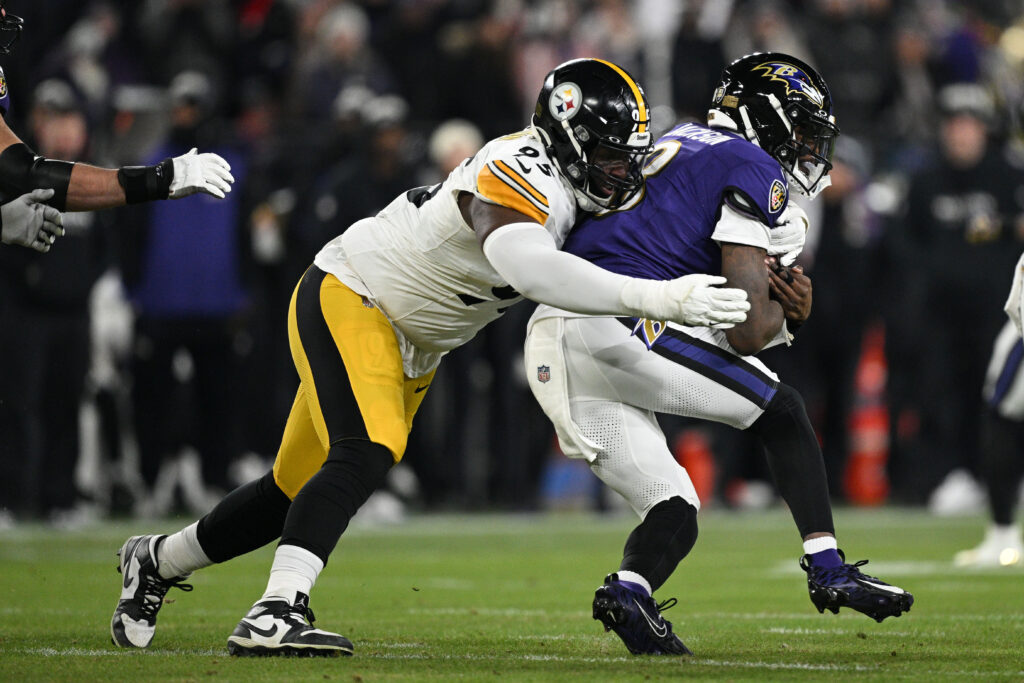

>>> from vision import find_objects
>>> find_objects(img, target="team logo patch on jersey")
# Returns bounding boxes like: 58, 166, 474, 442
537, 365, 551, 383
753, 62, 824, 108
0, 73, 7, 99
631, 318, 666, 350
549, 82, 582, 121
769, 179, 787, 214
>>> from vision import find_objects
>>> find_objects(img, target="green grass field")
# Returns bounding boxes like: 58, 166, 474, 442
1, 507, 1022, 681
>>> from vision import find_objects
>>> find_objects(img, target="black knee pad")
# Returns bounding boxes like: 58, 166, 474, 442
197, 470, 292, 563
621, 496, 699, 592
280, 439, 394, 564
756, 382, 808, 431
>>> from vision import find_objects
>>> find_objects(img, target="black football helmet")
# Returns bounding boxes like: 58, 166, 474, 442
708, 52, 839, 198
0, 0, 22, 55
532, 58, 653, 211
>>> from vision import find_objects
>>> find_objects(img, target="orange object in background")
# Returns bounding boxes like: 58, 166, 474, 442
843, 323, 890, 505
673, 429, 716, 504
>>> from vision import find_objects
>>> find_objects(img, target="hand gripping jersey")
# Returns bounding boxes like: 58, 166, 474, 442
562, 122, 790, 281
314, 128, 578, 376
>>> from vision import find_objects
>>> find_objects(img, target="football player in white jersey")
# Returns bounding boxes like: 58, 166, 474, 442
525, 53, 913, 655
0, 1, 233, 254
109, 58, 751, 656
954, 252, 1024, 567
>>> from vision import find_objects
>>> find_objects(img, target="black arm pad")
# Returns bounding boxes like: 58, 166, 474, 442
117, 158, 173, 204
0, 142, 73, 211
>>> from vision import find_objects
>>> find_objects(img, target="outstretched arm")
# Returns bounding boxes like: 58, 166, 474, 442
0, 116, 233, 212
464, 193, 750, 328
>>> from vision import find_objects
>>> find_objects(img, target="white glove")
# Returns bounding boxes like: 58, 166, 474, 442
0, 188, 64, 253
621, 274, 750, 329
767, 203, 809, 267
169, 148, 235, 199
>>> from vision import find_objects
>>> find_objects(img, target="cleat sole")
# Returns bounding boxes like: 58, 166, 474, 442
227, 640, 351, 657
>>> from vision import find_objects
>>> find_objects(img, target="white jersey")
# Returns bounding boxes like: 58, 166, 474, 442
315, 128, 579, 377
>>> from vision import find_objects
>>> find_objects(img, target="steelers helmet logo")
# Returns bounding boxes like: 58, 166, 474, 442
769, 179, 787, 213
549, 82, 582, 122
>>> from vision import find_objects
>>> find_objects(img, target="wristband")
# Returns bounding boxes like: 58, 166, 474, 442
117, 158, 173, 204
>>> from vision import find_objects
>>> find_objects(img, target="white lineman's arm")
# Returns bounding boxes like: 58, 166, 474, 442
767, 203, 809, 267
1005, 251, 1024, 338
0, 189, 65, 252
482, 222, 750, 328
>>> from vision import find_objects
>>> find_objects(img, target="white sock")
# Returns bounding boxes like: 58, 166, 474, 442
989, 524, 1023, 545
615, 570, 652, 595
157, 522, 212, 579
261, 544, 324, 604
802, 535, 838, 555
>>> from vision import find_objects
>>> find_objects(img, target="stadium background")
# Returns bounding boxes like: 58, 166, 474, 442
1, 0, 1023, 528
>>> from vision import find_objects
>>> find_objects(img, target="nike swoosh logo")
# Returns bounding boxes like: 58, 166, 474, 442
633, 599, 668, 638
414, 385, 430, 393
123, 556, 140, 593
858, 579, 905, 595
243, 621, 279, 638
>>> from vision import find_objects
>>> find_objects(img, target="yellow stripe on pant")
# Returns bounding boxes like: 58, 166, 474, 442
273, 267, 435, 499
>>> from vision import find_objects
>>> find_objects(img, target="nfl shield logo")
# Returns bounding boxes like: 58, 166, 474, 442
537, 365, 551, 383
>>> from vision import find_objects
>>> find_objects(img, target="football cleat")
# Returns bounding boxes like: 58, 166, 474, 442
227, 592, 353, 657
953, 525, 1023, 568
592, 574, 693, 655
111, 534, 193, 648
801, 550, 914, 622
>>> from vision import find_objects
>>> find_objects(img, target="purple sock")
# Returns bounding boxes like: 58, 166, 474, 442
617, 580, 650, 596
809, 548, 843, 568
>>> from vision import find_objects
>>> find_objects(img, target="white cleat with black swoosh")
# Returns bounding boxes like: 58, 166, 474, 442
227, 592, 353, 657
111, 534, 193, 648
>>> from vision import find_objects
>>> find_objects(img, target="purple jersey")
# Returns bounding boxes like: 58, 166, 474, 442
563, 122, 789, 280
0, 66, 9, 117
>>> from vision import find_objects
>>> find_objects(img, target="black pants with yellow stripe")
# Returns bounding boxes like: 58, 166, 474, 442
195, 266, 435, 564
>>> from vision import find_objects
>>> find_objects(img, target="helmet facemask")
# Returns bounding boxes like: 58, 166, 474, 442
561, 122, 652, 210
709, 53, 840, 200
754, 95, 838, 199
0, 1, 22, 55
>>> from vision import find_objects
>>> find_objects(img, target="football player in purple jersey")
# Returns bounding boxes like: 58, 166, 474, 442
525, 52, 913, 655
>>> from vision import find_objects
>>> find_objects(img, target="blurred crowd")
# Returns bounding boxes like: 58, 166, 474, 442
2, 0, 1024, 528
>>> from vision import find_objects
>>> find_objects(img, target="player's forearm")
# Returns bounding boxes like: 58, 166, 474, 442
0, 142, 177, 211
722, 243, 785, 355
68, 159, 177, 210
65, 163, 128, 211
482, 222, 634, 315
726, 298, 785, 355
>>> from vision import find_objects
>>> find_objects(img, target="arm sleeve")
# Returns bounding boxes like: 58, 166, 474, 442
481, 221, 635, 315
711, 201, 771, 250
